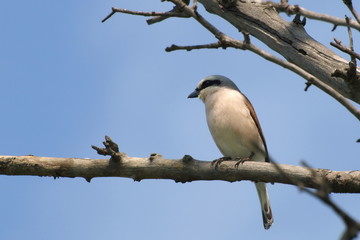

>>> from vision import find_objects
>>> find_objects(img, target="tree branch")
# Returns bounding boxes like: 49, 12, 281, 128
343, 0, 360, 25
198, 0, 360, 103
268, 1, 360, 31
102, 7, 190, 23
102, 0, 360, 106
1, 154, 360, 193
331, 38, 360, 61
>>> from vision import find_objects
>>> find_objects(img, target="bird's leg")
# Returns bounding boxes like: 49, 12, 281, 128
211, 156, 232, 169
234, 152, 255, 168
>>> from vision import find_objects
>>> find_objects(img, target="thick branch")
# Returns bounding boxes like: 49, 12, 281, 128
102, 1, 360, 104
1, 155, 360, 193
197, 0, 360, 103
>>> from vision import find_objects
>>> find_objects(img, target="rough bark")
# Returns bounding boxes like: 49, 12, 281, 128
198, 0, 360, 103
1, 155, 360, 193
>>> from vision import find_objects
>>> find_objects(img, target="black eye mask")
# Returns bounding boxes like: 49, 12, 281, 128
199, 79, 221, 90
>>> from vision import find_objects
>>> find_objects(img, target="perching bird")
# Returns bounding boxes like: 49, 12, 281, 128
188, 75, 273, 229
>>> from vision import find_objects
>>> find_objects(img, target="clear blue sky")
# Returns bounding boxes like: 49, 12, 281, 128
1, 1, 359, 239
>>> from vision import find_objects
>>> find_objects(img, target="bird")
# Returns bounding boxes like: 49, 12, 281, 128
188, 75, 273, 229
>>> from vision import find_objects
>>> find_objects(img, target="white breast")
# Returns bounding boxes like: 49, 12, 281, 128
204, 88, 266, 162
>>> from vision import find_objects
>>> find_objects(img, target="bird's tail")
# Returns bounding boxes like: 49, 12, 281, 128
255, 182, 273, 229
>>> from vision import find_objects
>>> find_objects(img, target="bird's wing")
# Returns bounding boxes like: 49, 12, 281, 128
242, 94, 269, 162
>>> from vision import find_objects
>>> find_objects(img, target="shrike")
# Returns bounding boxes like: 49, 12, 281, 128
188, 75, 273, 229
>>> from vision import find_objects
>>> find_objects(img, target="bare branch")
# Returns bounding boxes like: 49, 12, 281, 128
1, 154, 360, 193
165, 41, 229, 51
331, 39, 360, 61
343, 0, 360, 25
102, 7, 189, 23
267, 2, 360, 31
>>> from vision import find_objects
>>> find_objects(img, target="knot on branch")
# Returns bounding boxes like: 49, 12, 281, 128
149, 153, 163, 162
92, 136, 126, 162
182, 154, 194, 163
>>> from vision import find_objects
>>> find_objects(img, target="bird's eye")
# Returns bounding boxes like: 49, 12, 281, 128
201, 80, 221, 90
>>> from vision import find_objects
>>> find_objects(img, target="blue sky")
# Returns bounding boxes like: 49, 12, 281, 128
1, 1, 359, 239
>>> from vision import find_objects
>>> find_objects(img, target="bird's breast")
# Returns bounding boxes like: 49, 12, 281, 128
204, 90, 265, 161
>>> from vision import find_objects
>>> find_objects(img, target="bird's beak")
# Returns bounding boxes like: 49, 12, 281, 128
188, 89, 199, 98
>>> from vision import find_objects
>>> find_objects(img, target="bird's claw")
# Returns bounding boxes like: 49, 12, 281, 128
211, 156, 232, 169
234, 152, 255, 168
234, 157, 249, 168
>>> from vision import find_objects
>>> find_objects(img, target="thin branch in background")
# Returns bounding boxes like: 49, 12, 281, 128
300, 162, 360, 240
343, 0, 360, 24
267, 2, 360, 31
271, 158, 360, 240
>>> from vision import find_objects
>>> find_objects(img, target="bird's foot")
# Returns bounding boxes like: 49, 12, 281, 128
211, 156, 232, 169
234, 152, 255, 168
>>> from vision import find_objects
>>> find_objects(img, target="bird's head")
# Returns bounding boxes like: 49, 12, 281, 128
188, 75, 240, 101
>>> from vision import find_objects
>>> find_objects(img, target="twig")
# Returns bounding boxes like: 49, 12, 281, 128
168, 0, 224, 39
343, 0, 360, 25
102, 7, 189, 23
165, 41, 229, 52
346, 16, 355, 56
331, 39, 360, 60
267, 2, 360, 31
91, 135, 125, 162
